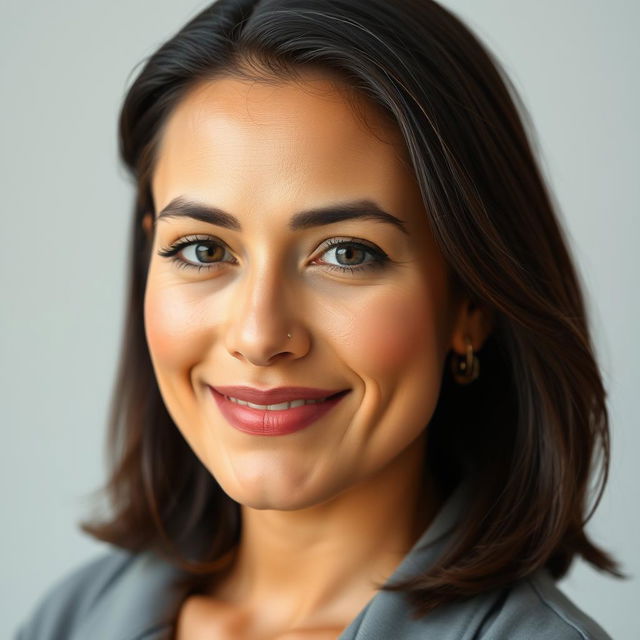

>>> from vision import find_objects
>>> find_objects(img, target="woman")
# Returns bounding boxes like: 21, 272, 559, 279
16, 0, 622, 638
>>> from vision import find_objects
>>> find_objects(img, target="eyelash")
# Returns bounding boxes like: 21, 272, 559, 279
156, 235, 390, 275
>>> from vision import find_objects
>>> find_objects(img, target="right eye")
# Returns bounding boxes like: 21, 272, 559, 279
157, 235, 236, 271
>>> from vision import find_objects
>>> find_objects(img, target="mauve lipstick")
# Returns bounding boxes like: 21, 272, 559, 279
209, 385, 350, 436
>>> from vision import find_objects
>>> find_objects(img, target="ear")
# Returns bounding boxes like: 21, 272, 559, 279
449, 296, 495, 355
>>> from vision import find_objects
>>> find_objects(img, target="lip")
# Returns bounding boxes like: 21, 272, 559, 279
209, 386, 350, 436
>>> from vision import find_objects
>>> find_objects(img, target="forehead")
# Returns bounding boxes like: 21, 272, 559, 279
151, 71, 422, 214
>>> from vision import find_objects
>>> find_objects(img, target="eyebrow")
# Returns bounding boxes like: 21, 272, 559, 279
156, 196, 409, 235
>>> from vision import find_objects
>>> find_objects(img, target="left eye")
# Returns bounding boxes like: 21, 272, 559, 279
316, 239, 388, 273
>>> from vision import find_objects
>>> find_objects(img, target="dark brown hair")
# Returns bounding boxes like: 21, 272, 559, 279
80, 0, 623, 616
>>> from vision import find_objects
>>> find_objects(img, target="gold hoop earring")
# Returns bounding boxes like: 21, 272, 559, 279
451, 336, 480, 384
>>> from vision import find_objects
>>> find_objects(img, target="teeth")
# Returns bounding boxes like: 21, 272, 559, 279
226, 396, 328, 410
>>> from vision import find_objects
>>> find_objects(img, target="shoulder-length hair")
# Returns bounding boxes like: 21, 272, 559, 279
81, 0, 623, 616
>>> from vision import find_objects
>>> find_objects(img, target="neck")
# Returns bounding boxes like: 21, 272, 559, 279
207, 431, 440, 630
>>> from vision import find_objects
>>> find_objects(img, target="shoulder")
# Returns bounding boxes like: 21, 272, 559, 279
14, 547, 184, 640
14, 547, 133, 639
474, 568, 612, 640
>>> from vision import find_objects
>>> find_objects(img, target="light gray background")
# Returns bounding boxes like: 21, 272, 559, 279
1, 0, 638, 637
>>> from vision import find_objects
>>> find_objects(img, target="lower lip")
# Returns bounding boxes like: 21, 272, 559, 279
210, 388, 349, 436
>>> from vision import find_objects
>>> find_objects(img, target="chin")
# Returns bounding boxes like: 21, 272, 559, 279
216, 467, 341, 512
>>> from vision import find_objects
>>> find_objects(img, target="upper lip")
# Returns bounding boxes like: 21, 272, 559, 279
210, 385, 348, 404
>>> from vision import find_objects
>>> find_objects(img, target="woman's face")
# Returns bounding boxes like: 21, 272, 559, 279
145, 71, 464, 510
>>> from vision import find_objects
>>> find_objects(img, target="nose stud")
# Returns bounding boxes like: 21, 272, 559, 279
287, 332, 292, 339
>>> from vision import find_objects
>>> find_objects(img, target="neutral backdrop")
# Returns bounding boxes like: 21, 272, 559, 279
1, 0, 638, 638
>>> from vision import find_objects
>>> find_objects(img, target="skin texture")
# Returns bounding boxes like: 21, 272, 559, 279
143, 71, 492, 637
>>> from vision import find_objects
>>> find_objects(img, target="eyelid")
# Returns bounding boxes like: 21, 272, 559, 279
157, 234, 232, 257
314, 236, 387, 260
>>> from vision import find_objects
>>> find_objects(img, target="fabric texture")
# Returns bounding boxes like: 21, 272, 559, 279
14, 481, 612, 639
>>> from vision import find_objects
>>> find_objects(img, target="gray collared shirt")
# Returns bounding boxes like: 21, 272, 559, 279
15, 481, 612, 639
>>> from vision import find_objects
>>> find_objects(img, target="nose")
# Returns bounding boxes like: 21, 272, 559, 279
223, 261, 310, 367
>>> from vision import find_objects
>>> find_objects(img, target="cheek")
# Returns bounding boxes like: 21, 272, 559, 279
143, 277, 212, 370
348, 284, 442, 380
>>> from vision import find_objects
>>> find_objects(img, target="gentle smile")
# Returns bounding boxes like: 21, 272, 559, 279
210, 387, 350, 436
